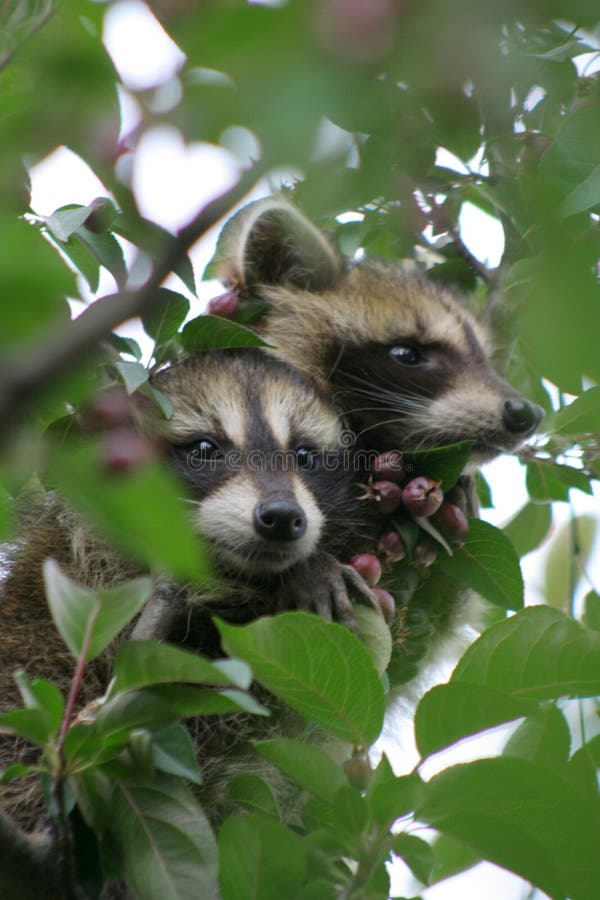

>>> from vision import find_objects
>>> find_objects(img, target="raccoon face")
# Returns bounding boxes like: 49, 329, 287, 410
151, 349, 351, 578
214, 199, 544, 467
325, 267, 545, 465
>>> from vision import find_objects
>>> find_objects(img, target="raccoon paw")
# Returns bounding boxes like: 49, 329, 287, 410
275, 553, 379, 631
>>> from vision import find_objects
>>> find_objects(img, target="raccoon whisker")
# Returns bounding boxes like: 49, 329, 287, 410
355, 416, 409, 441
335, 372, 428, 405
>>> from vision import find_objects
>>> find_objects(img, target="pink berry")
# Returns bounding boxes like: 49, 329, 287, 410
431, 503, 469, 543
372, 480, 403, 515
412, 540, 437, 567
402, 476, 443, 518
372, 451, 405, 483
207, 291, 240, 319
349, 553, 382, 587
102, 427, 156, 474
372, 587, 395, 623
376, 530, 406, 563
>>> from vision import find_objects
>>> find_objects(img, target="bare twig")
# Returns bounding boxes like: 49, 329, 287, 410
0, 164, 265, 435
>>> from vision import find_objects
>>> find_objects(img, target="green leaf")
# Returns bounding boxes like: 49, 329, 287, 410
226, 775, 280, 819
93, 690, 179, 738
0, 762, 40, 784
111, 640, 251, 693
60, 233, 101, 292
414, 683, 539, 758
218, 814, 307, 900
370, 774, 424, 828
255, 738, 347, 803
452, 606, 600, 699
108, 334, 143, 361
539, 106, 600, 218
428, 834, 480, 885
146, 685, 268, 717
141, 288, 190, 344
474, 472, 493, 509
14, 673, 64, 734
436, 519, 524, 609
180, 314, 274, 351
503, 705, 571, 771
353, 605, 392, 675
152, 725, 204, 786
0, 707, 55, 745
526, 459, 592, 502
217, 612, 385, 746
110, 774, 218, 900
115, 360, 149, 395
70, 767, 114, 835
503, 501, 552, 557
416, 756, 600, 900
402, 442, 472, 490
45, 204, 91, 242
583, 591, 600, 631
75, 228, 127, 288
568, 734, 600, 802
392, 833, 434, 886
43, 560, 152, 662
551, 387, 600, 435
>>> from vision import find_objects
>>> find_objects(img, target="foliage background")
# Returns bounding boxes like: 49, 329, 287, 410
1, 1, 600, 899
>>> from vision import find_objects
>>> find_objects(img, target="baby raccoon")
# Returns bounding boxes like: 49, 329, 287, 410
0, 347, 374, 833
213, 198, 545, 675
215, 198, 543, 465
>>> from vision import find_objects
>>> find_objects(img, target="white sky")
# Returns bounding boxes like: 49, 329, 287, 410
27, 5, 599, 898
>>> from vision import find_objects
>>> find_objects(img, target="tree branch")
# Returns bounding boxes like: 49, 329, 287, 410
0, 164, 265, 435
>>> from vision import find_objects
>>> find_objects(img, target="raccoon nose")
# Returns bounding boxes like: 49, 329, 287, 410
254, 499, 307, 542
502, 399, 544, 435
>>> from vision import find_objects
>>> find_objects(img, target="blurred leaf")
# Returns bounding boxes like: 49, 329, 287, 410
180, 314, 273, 351
416, 756, 600, 900
218, 612, 385, 746
255, 738, 347, 804
43, 559, 152, 662
0, 218, 73, 348
370, 773, 424, 829
151, 724, 204, 786
526, 459, 592, 502
474, 472, 493, 508
110, 774, 218, 900
539, 106, 600, 217
45, 204, 91, 242
94, 690, 179, 738
107, 334, 143, 361
142, 685, 268, 718
567, 734, 600, 802
111, 640, 251, 693
453, 605, 600, 700
583, 591, 600, 631
503, 501, 552, 556
115, 217, 196, 295
428, 834, 480, 885
551, 387, 600, 435
14, 672, 64, 734
353, 605, 392, 675
543, 515, 597, 611
392, 833, 434, 886
226, 775, 280, 820
115, 360, 149, 394
51, 442, 211, 581
503, 705, 571, 772
218, 814, 306, 900
414, 682, 538, 758
75, 228, 126, 289
0, 707, 55, 745
437, 519, 524, 609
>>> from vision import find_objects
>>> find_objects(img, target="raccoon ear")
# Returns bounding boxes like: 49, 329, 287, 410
214, 197, 343, 292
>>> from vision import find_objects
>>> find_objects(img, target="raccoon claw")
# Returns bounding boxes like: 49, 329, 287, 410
274, 554, 379, 632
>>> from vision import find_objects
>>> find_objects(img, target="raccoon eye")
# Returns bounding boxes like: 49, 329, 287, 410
189, 438, 224, 461
295, 446, 320, 471
390, 343, 424, 366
